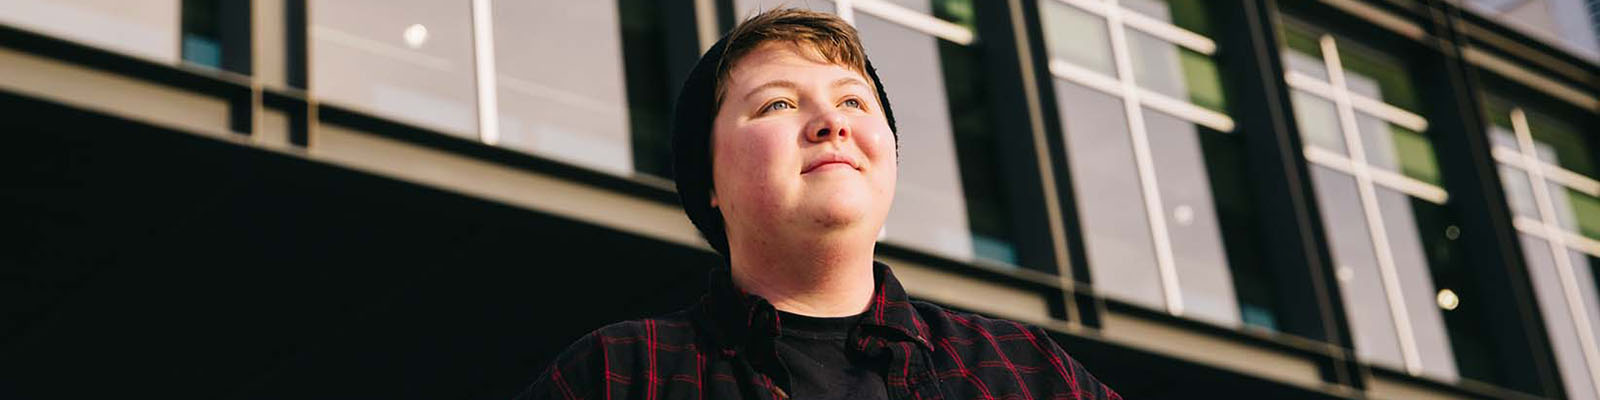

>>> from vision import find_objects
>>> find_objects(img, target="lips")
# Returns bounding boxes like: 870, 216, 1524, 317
802, 152, 861, 174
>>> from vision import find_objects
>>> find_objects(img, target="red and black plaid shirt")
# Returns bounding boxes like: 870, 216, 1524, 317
516, 262, 1120, 400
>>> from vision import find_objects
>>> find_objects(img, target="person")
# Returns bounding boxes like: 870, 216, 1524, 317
516, 8, 1118, 400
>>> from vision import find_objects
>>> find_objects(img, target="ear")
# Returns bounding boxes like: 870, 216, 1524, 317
709, 190, 719, 208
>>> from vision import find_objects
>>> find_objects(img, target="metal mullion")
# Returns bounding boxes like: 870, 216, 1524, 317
471, 0, 500, 146
1320, 34, 1425, 375
1105, 0, 1185, 316
1512, 107, 1600, 396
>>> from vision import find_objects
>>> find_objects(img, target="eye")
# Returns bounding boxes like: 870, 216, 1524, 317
760, 100, 795, 114
841, 98, 863, 109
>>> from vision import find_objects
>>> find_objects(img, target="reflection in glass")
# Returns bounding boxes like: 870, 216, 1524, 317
855, 11, 977, 263
1355, 112, 1441, 185
1336, 41, 1419, 112
492, 1, 632, 174
1309, 165, 1407, 371
1499, 165, 1539, 219
1145, 108, 1241, 326
1521, 235, 1600, 400
936, 0, 1020, 266
1289, 90, 1345, 154
1374, 187, 1459, 380
1126, 29, 1226, 112
311, 0, 478, 137
620, 0, 677, 179
1056, 81, 1164, 310
1040, 1, 1115, 76
1280, 22, 1328, 81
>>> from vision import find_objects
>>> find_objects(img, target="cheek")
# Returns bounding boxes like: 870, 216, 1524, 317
712, 123, 795, 195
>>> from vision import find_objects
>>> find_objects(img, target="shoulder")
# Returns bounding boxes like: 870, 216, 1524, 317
514, 311, 704, 400
910, 300, 1045, 346
911, 301, 1122, 399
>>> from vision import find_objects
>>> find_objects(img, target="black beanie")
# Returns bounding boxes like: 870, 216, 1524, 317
670, 36, 898, 256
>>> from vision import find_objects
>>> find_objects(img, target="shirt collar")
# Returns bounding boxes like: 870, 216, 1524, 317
697, 261, 933, 354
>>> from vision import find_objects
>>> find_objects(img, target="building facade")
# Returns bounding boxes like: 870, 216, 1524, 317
3, 0, 1599, 398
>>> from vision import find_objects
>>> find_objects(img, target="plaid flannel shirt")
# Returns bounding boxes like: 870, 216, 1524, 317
516, 262, 1120, 400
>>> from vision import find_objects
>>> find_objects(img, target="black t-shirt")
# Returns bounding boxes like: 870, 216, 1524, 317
773, 311, 889, 400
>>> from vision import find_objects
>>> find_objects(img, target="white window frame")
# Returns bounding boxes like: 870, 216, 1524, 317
1042, 0, 1237, 318
1495, 107, 1600, 395
1284, 32, 1445, 376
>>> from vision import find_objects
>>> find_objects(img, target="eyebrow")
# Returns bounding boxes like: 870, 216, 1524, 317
740, 77, 872, 102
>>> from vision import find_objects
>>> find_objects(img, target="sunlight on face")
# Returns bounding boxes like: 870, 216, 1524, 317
710, 41, 897, 248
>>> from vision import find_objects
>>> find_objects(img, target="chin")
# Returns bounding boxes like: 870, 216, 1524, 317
802, 190, 873, 230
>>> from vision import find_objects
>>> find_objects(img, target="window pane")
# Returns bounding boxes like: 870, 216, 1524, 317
1356, 112, 1441, 185
1126, 29, 1226, 112
1309, 165, 1406, 371
1145, 108, 1239, 326
1527, 109, 1595, 177
936, 2, 1021, 266
620, 0, 678, 179
1288, 90, 1346, 155
1551, 185, 1600, 241
1056, 80, 1164, 309
1279, 22, 1328, 81
1499, 165, 1540, 220
311, 0, 478, 137
1375, 187, 1459, 380
856, 10, 979, 262
1521, 234, 1600, 400
493, 1, 632, 174
1121, 0, 1212, 36
1337, 41, 1419, 112
1040, 1, 1116, 76
0, 0, 181, 63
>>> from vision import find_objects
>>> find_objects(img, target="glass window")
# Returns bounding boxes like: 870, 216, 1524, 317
1484, 95, 1600, 398
1041, 0, 1262, 328
620, 0, 680, 179
0, 0, 181, 63
492, 1, 634, 175
310, 0, 478, 138
1279, 20, 1471, 381
181, 0, 223, 69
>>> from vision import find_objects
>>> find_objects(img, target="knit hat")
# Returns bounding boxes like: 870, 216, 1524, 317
671, 35, 898, 256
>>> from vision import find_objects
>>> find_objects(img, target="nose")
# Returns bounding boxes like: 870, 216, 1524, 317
805, 111, 850, 143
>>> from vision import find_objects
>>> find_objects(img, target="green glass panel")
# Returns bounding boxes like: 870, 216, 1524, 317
1181, 48, 1226, 112
1527, 110, 1595, 177
1393, 126, 1442, 185
933, 0, 976, 32
1570, 190, 1600, 241
1337, 42, 1420, 112
1280, 21, 1323, 60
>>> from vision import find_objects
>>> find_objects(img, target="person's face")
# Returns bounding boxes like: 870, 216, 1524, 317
710, 42, 896, 248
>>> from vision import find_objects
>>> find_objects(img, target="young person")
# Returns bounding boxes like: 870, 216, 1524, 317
517, 8, 1119, 400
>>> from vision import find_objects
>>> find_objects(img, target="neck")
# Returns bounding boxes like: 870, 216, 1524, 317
728, 233, 877, 318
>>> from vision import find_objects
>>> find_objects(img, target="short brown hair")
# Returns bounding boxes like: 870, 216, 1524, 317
712, 8, 871, 107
